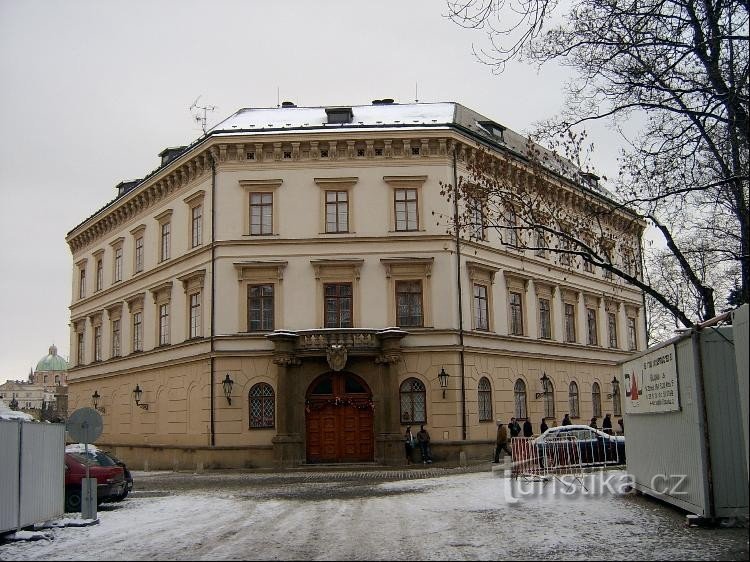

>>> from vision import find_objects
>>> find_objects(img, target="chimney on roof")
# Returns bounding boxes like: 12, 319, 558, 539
281, 101, 297, 108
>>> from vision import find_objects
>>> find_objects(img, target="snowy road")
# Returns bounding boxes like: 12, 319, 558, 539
1, 468, 747, 560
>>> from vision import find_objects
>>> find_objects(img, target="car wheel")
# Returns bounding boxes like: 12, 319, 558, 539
65, 487, 82, 513
114, 488, 129, 502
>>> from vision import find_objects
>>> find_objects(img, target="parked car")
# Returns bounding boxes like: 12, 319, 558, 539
103, 451, 133, 501
532, 424, 626, 467
64, 445, 127, 512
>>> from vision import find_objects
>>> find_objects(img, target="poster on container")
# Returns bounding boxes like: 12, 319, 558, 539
622, 344, 680, 414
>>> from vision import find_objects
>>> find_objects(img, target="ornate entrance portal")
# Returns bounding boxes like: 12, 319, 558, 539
305, 372, 374, 463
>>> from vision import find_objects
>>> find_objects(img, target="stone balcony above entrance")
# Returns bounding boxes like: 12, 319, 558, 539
267, 328, 408, 368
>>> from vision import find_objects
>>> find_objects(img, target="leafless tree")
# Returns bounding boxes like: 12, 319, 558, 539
445, 0, 749, 327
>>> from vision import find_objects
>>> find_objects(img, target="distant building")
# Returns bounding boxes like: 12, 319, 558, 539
66, 101, 644, 469
0, 345, 70, 421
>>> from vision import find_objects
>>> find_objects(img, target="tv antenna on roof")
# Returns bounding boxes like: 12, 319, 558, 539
189, 96, 216, 134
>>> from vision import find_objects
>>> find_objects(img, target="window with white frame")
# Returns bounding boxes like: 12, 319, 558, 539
190, 292, 201, 338
535, 229, 548, 257
158, 303, 170, 346
77, 328, 86, 366
94, 325, 102, 361
133, 229, 145, 274
627, 316, 637, 350
96, 258, 103, 291
325, 190, 349, 233
394, 188, 419, 231
503, 206, 518, 247
191, 204, 203, 247
469, 199, 485, 240
248, 284, 274, 331
132, 311, 143, 352
78, 267, 86, 300
160, 221, 171, 261
250, 193, 273, 235
114, 246, 123, 282
111, 317, 121, 357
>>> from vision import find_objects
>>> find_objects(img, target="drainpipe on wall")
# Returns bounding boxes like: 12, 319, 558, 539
452, 145, 467, 441
209, 149, 217, 447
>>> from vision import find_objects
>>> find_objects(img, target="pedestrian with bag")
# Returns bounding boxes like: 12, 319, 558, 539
404, 426, 415, 464
493, 420, 511, 463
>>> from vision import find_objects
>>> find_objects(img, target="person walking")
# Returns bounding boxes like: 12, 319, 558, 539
404, 426, 415, 464
417, 424, 433, 464
509, 417, 522, 439
523, 418, 533, 438
540, 418, 549, 434
590, 417, 598, 429
562, 413, 572, 426
618, 417, 624, 435
603, 413, 613, 434
493, 420, 511, 463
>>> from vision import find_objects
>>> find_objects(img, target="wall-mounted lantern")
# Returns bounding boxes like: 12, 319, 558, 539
438, 368, 450, 399
91, 390, 106, 414
133, 384, 149, 410
222, 373, 234, 405
535, 372, 551, 399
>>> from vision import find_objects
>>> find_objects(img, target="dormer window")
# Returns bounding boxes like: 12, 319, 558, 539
478, 121, 505, 142
580, 172, 600, 190
325, 107, 353, 125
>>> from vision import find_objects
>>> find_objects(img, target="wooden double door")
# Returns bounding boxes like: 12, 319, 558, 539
305, 372, 374, 463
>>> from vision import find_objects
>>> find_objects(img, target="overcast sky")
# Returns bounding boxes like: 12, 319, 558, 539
0, 0, 626, 384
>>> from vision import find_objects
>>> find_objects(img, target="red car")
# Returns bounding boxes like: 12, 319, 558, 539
64, 451, 127, 512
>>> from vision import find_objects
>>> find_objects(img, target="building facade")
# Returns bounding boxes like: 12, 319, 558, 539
66, 101, 645, 469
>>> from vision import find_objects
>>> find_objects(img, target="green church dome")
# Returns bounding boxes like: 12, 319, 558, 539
35, 345, 69, 372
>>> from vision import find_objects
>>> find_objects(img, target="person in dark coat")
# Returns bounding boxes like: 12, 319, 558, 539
493, 420, 511, 462
618, 417, 624, 434
603, 413, 613, 434
509, 417, 522, 439
417, 424, 432, 464
562, 413, 572, 426
540, 418, 549, 434
523, 419, 533, 438
590, 417, 598, 429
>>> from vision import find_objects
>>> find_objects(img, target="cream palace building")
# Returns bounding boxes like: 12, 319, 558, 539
66, 101, 645, 469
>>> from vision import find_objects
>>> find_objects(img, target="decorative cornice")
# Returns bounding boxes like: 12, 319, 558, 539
380, 257, 434, 278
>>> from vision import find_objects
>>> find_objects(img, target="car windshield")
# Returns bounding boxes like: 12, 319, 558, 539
69, 451, 118, 467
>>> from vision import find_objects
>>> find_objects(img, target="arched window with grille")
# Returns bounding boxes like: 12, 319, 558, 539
612, 378, 622, 416
543, 378, 555, 419
400, 378, 426, 424
513, 379, 527, 419
478, 377, 493, 422
592, 382, 602, 418
249, 383, 275, 429
569, 381, 580, 418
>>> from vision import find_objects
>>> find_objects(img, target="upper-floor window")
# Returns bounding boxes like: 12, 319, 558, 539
396, 280, 423, 327
478, 377, 493, 421
324, 283, 352, 328
95, 259, 103, 291
77, 330, 85, 366
191, 204, 203, 247
133, 311, 143, 352
535, 229, 548, 258
469, 200, 485, 240
325, 191, 349, 233
612, 378, 622, 416
111, 318, 121, 358
135, 236, 144, 273
250, 193, 273, 235
608, 312, 618, 348
509, 291, 524, 335
539, 298, 552, 339
565, 303, 577, 343
114, 247, 123, 282
190, 292, 202, 338
94, 325, 102, 361
159, 303, 170, 346
627, 317, 638, 350
78, 268, 86, 299
248, 284, 274, 331
474, 284, 489, 331
503, 206, 518, 247
399, 378, 426, 424
160, 222, 171, 262
587, 308, 598, 346
249, 383, 275, 429
543, 378, 555, 419
394, 188, 418, 231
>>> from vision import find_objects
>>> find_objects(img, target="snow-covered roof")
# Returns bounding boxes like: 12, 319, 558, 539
0, 399, 35, 421
209, 102, 457, 132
